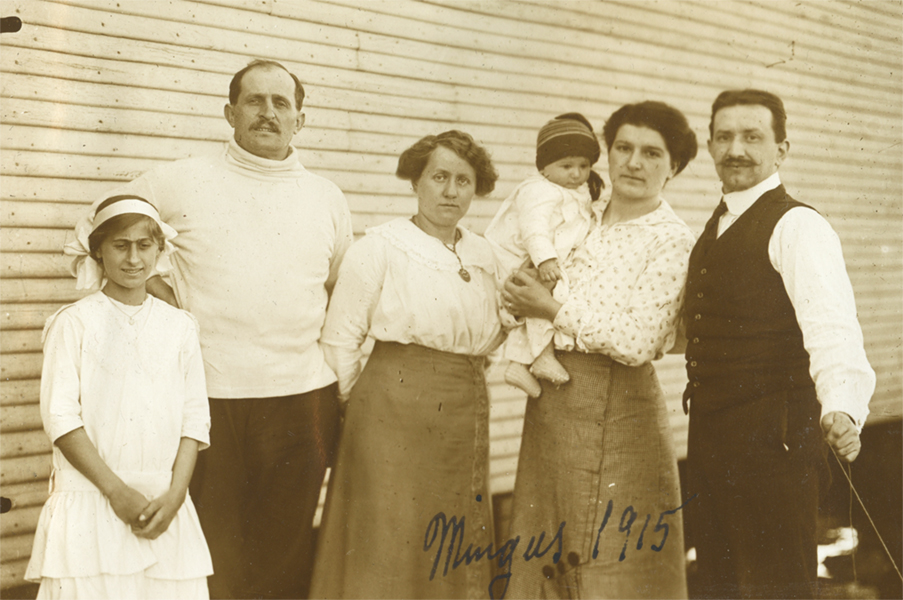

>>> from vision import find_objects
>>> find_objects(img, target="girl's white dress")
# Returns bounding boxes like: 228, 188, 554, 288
483, 173, 594, 363
25, 292, 213, 600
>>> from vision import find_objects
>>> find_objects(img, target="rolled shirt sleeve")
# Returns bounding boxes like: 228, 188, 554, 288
179, 314, 211, 450
40, 309, 87, 444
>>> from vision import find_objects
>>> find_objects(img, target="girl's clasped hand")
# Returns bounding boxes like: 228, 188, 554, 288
111, 488, 185, 541
131, 491, 182, 540
110, 483, 152, 531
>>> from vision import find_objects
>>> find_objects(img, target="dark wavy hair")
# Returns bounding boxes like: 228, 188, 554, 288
602, 101, 698, 175
709, 89, 787, 143
229, 59, 305, 111
88, 196, 165, 260
396, 130, 499, 197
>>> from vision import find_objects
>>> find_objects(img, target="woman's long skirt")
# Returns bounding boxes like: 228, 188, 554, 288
507, 351, 688, 599
310, 341, 494, 599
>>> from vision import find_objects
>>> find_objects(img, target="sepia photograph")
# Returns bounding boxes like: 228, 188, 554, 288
1, 1, 901, 599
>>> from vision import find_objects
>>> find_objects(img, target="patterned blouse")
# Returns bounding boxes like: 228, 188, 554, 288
552, 196, 695, 366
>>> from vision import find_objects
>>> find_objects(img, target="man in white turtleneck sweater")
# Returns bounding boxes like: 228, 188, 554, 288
96, 60, 353, 599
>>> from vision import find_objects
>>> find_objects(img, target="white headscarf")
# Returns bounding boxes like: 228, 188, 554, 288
64, 195, 178, 290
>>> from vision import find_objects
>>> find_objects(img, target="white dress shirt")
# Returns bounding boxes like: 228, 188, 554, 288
718, 172, 875, 428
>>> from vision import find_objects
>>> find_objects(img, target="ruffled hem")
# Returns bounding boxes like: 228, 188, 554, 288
369, 218, 497, 274
26, 490, 212, 581
35, 573, 208, 600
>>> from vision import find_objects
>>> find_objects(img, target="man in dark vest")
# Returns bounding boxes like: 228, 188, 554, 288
683, 89, 875, 599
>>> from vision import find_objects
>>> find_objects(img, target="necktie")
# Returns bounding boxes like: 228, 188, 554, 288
703, 199, 728, 237
713, 199, 728, 219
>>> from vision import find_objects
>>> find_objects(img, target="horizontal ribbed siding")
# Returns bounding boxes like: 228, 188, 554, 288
1, 0, 900, 590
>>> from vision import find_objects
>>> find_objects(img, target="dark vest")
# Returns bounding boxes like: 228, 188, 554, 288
683, 186, 815, 414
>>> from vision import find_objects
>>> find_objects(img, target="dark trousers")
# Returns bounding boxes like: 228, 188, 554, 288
190, 385, 340, 599
687, 387, 827, 599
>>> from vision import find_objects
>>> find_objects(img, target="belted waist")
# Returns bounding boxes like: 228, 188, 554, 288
50, 468, 172, 498
373, 341, 486, 370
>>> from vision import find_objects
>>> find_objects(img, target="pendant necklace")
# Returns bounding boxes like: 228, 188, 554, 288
411, 217, 471, 282
105, 293, 147, 325
443, 231, 472, 282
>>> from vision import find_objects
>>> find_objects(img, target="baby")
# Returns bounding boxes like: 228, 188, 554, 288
485, 113, 602, 397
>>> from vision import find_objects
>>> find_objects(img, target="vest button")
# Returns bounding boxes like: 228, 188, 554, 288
690, 361, 697, 367
695, 314, 701, 320
692, 337, 699, 344
693, 382, 700, 388
697, 292, 704, 298
701, 268, 707, 274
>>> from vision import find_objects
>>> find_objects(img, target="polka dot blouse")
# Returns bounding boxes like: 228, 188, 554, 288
552, 197, 696, 366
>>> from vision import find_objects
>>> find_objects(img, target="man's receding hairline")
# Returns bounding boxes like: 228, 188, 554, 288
233, 62, 303, 109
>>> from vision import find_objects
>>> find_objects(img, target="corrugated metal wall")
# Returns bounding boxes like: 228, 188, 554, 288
1, 0, 900, 591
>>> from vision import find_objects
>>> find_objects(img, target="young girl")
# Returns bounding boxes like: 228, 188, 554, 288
485, 113, 603, 397
25, 195, 213, 599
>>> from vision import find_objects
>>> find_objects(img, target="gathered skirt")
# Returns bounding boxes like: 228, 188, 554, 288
310, 341, 494, 599
26, 468, 212, 600
507, 351, 688, 599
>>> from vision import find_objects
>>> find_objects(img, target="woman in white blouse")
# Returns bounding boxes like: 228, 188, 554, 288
310, 131, 503, 599
502, 102, 699, 599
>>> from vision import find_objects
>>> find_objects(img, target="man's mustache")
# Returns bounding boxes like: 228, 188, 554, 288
721, 158, 756, 167
252, 119, 280, 132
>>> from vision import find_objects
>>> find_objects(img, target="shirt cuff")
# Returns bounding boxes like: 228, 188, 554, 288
47, 418, 85, 445
181, 426, 211, 451
819, 399, 870, 433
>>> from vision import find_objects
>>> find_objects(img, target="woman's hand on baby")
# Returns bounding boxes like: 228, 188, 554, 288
132, 487, 187, 540
108, 484, 151, 528
503, 269, 562, 321
537, 259, 562, 284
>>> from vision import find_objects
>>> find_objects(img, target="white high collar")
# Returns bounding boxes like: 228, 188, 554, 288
225, 138, 305, 177
723, 172, 782, 217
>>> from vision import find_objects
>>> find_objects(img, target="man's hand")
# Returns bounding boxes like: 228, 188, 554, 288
821, 411, 861, 463
146, 275, 178, 308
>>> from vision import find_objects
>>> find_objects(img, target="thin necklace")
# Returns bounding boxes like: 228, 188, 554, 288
104, 292, 148, 325
410, 217, 471, 282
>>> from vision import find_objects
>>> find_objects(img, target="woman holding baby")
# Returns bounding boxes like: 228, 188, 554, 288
502, 100, 699, 599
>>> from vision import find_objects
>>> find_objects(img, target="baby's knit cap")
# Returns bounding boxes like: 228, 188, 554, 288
535, 113, 601, 171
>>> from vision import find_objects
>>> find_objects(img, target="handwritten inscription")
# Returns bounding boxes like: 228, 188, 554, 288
423, 495, 696, 599
593, 494, 698, 562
